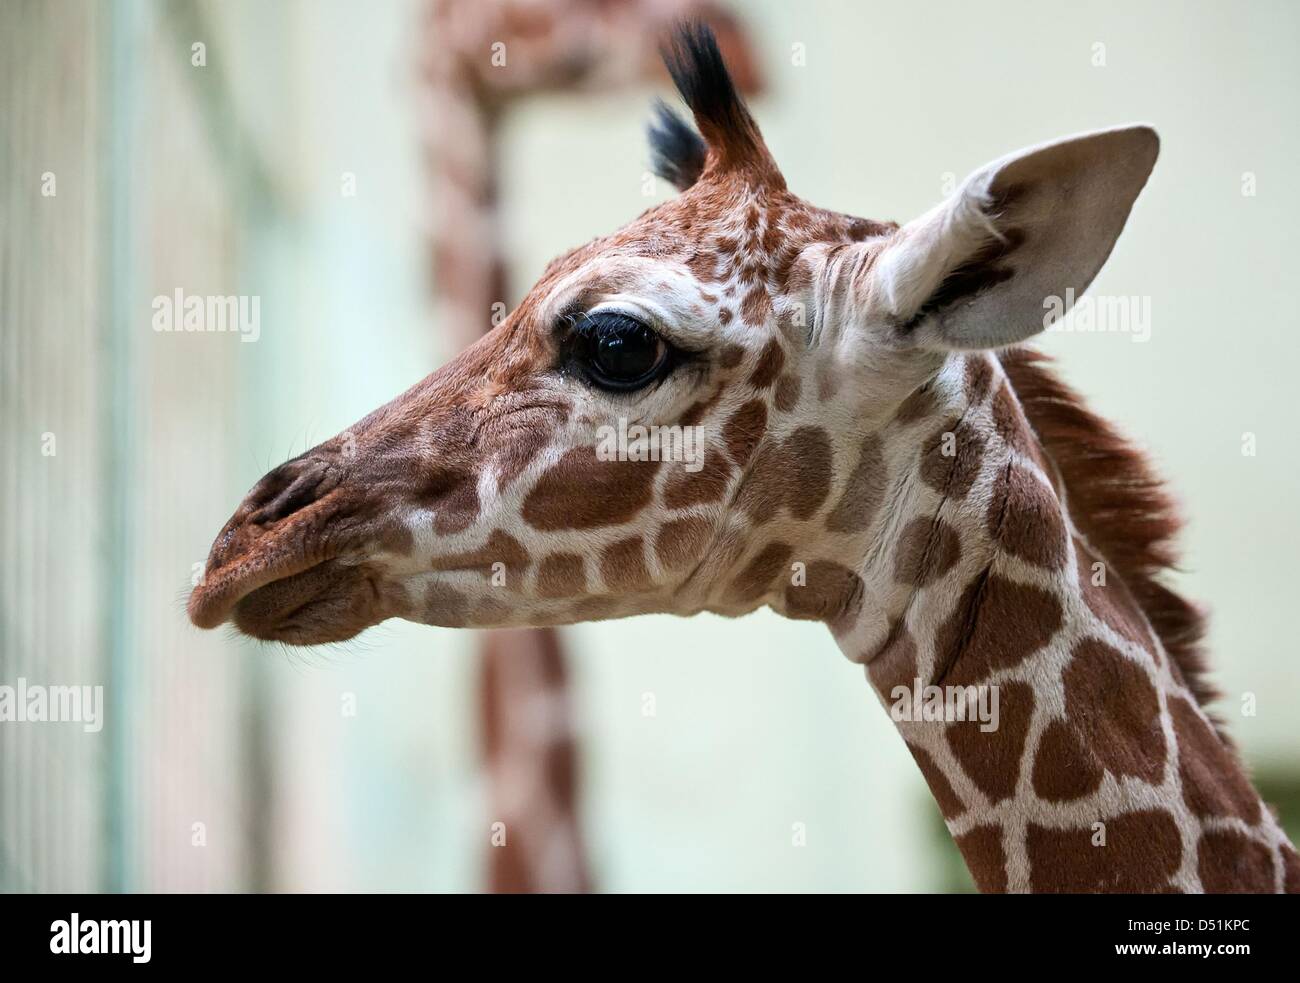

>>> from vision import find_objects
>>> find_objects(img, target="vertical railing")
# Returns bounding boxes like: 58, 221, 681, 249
0, 0, 286, 893
1, 0, 109, 893
101, 0, 143, 894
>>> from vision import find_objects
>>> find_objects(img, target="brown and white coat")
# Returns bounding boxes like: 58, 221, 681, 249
190, 23, 1299, 893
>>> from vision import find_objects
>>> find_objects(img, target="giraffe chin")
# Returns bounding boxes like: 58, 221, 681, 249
228, 559, 395, 645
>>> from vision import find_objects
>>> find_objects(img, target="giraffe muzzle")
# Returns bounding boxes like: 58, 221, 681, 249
187, 361, 495, 642
187, 453, 361, 635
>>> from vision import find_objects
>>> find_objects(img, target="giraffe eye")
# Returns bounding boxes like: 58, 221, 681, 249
572, 311, 671, 391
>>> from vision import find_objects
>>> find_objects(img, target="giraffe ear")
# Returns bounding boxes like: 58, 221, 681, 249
873, 125, 1159, 351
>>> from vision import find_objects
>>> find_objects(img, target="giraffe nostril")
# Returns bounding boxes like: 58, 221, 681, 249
247, 461, 338, 525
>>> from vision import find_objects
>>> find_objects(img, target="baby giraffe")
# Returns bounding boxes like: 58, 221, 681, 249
189, 24, 1299, 893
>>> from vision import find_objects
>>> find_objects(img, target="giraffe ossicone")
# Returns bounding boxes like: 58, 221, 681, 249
188, 22, 1299, 893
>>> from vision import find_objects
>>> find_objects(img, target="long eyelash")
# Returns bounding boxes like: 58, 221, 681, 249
556, 306, 600, 332
560, 309, 706, 361
560, 309, 593, 332
562, 309, 640, 341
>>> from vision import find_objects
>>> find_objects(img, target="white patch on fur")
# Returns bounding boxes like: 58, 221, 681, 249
874, 171, 1001, 322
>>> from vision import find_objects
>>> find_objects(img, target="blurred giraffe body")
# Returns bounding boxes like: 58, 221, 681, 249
192, 23, 1299, 892
420, 0, 761, 893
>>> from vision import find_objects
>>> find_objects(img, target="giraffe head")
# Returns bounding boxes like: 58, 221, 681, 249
188, 23, 1158, 645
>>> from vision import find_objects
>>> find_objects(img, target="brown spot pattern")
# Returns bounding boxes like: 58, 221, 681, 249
987, 464, 1067, 569
688, 250, 720, 282
934, 575, 1062, 688
908, 743, 966, 820
893, 516, 961, 587
536, 553, 586, 598
723, 400, 768, 467
815, 361, 838, 401
1062, 638, 1165, 784
431, 478, 480, 535
663, 454, 733, 509
424, 583, 469, 627
825, 434, 887, 534
1032, 720, 1104, 802
946, 681, 1034, 804
601, 537, 650, 591
431, 529, 530, 578
774, 374, 801, 412
1027, 809, 1182, 892
679, 392, 720, 427
655, 517, 711, 572
955, 824, 1008, 893
1074, 537, 1157, 658
920, 419, 986, 500
747, 339, 785, 389
740, 286, 772, 326
377, 521, 415, 557
783, 560, 863, 629
737, 427, 834, 524
781, 428, 834, 520
991, 382, 1037, 461
865, 622, 918, 695
964, 354, 994, 404
1197, 830, 1276, 893
726, 541, 792, 605
895, 383, 939, 425
523, 447, 659, 531
1169, 696, 1262, 824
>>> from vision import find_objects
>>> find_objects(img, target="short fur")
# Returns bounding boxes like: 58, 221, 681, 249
998, 347, 1217, 720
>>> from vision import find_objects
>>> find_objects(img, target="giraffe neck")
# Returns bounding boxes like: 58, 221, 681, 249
827, 352, 1297, 893
428, 74, 506, 351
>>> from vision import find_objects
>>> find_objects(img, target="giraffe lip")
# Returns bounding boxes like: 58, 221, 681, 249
187, 543, 328, 631
188, 483, 358, 631
229, 559, 381, 644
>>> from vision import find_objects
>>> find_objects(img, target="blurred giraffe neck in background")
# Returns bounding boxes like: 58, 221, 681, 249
419, 0, 761, 893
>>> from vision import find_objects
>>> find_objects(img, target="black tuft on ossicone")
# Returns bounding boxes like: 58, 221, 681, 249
653, 20, 778, 185
648, 99, 707, 191
660, 22, 748, 142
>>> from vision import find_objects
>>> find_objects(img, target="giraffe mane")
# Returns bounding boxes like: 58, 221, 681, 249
997, 347, 1221, 725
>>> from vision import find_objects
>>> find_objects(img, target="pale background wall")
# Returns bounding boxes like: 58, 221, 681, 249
2, 0, 1297, 892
